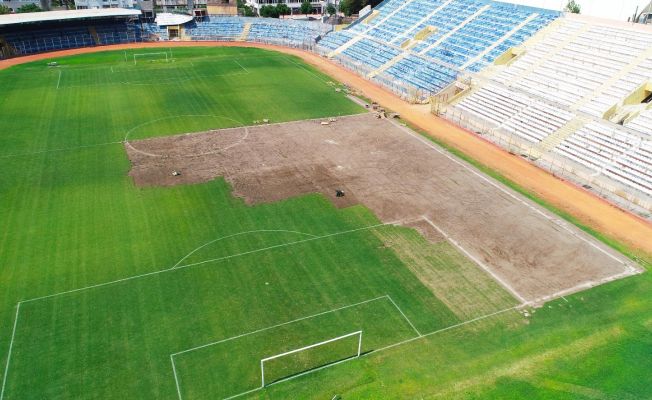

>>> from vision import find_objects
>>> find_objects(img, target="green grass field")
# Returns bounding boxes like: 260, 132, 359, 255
0, 47, 650, 400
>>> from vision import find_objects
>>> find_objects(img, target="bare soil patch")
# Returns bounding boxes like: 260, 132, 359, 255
126, 113, 637, 304
4, 42, 651, 257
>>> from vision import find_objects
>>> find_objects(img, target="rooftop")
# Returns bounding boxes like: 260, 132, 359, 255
0, 9, 142, 27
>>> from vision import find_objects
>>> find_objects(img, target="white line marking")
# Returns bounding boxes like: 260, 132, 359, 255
391, 121, 633, 268
171, 229, 318, 269
222, 386, 261, 400
267, 354, 357, 386
168, 220, 412, 272
0, 141, 122, 159
0, 302, 21, 400
22, 219, 412, 304
56, 69, 61, 89
527, 265, 642, 305
171, 355, 183, 400
386, 295, 421, 337
422, 216, 528, 304
282, 56, 330, 85
370, 304, 521, 354
214, 303, 522, 400
123, 114, 247, 157
171, 295, 387, 357
233, 59, 248, 73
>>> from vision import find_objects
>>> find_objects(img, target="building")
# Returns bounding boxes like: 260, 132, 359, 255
74, 0, 136, 9
3, 0, 51, 13
245, 0, 325, 15
635, 1, 652, 23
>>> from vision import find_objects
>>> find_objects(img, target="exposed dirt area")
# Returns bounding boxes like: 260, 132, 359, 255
126, 113, 638, 304
3, 42, 651, 259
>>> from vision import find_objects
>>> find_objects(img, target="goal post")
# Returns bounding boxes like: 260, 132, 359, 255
259, 330, 362, 387
133, 52, 169, 65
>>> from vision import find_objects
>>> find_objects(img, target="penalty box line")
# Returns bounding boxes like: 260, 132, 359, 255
20, 218, 415, 305
213, 304, 522, 400
391, 120, 633, 270
2, 219, 417, 400
170, 294, 420, 400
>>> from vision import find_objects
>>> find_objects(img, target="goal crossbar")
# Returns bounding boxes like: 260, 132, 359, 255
260, 330, 362, 387
133, 52, 169, 65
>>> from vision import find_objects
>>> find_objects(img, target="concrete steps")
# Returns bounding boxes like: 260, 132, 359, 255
418, 5, 490, 56
460, 13, 538, 70
510, 21, 591, 84
571, 47, 652, 112
88, 26, 100, 45
238, 23, 252, 41
368, 52, 406, 78
530, 117, 587, 159
391, 0, 454, 45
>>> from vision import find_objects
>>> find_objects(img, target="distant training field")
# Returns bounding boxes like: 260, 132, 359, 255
1, 47, 651, 400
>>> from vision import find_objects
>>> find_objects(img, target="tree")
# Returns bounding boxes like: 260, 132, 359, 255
51, 0, 75, 9
564, 0, 581, 14
260, 4, 279, 18
236, 0, 255, 17
339, 0, 365, 16
16, 3, 42, 12
276, 3, 290, 17
326, 3, 336, 16
300, 0, 312, 16
0, 4, 11, 14
338, 0, 353, 16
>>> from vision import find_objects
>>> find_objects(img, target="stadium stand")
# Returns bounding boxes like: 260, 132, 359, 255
182, 17, 328, 45
627, 108, 652, 134
0, 4, 649, 209
316, 0, 559, 99
0, 9, 142, 58
450, 14, 652, 203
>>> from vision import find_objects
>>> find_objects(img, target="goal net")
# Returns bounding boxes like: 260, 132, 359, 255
260, 330, 362, 387
133, 52, 169, 65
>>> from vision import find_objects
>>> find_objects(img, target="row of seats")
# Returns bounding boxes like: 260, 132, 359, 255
556, 122, 651, 196
3, 23, 141, 56
342, 39, 401, 69
143, 23, 170, 41
494, 18, 652, 117
316, 0, 558, 99
456, 16, 652, 198
457, 84, 572, 143
184, 18, 244, 39
627, 108, 652, 135
183, 17, 326, 44
385, 53, 457, 94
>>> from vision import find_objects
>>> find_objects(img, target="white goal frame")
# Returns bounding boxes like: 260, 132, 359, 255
133, 52, 169, 65
259, 330, 362, 387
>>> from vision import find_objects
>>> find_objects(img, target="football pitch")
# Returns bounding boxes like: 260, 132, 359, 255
0, 47, 651, 399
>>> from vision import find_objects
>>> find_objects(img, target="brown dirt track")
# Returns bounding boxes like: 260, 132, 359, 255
125, 114, 637, 304
2, 41, 651, 258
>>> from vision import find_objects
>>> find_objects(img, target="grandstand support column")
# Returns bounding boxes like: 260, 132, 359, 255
418, 4, 491, 56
